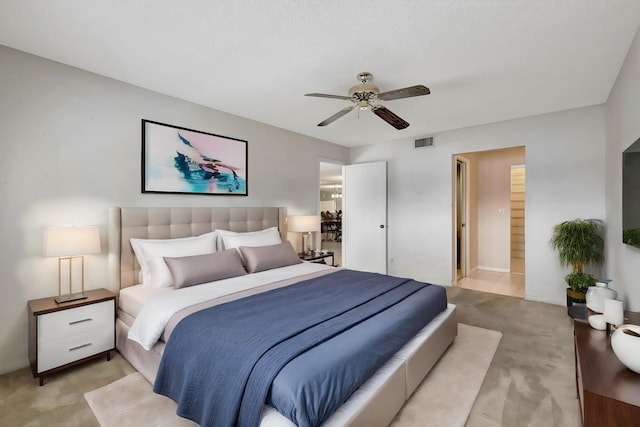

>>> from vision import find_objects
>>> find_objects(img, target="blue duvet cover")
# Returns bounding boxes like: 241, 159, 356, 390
153, 269, 447, 427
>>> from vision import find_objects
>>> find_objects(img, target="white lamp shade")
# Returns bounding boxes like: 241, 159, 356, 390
288, 215, 320, 233
43, 226, 101, 257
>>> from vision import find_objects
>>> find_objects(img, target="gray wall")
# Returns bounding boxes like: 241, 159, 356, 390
350, 105, 606, 305
605, 27, 640, 312
0, 45, 348, 374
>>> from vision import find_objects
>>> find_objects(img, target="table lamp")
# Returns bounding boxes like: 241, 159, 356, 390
288, 215, 320, 255
43, 226, 101, 303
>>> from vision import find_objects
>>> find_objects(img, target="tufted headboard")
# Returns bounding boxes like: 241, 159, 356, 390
108, 207, 287, 290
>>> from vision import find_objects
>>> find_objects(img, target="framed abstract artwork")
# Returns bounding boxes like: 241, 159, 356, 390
142, 119, 248, 195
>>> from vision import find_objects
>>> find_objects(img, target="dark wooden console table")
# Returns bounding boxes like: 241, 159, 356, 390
574, 310, 640, 426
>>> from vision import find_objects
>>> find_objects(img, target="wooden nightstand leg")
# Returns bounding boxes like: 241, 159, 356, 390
106, 351, 111, 362
39, 375, 44, 386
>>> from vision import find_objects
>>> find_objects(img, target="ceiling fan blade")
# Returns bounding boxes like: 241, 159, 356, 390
377, 85, 430, 101
318, 105, 356, 126
305, 93, 352, 101
372, 105, 410, 130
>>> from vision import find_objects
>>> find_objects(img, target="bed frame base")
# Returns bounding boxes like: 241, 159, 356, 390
323, 305, 457, 427
110, 206, 457, 427
116, 305, 457, 427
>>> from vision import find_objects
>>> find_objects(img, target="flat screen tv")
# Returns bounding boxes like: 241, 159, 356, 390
623, 137, 640, 248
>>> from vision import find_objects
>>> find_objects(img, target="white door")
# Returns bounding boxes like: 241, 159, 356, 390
342, 161, 388, 274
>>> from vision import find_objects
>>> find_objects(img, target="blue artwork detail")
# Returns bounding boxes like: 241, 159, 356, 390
174, 133, 246, 193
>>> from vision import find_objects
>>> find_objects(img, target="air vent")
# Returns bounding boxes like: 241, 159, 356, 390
414, 137, 434, 149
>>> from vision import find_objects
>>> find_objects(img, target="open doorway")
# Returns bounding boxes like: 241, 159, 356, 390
319, 161, 343, 267
453, 147, 526, 298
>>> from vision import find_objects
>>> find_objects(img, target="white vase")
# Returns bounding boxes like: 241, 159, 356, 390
585, 282, 617, 313
611, 324, 640, 374
588, 314, 607, 330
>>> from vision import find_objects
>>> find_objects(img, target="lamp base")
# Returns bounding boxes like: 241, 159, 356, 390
55, 293, 88, 304
303, 232, 312, 255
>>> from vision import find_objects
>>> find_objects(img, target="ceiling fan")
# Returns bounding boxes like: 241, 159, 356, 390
305, 72, 430, 130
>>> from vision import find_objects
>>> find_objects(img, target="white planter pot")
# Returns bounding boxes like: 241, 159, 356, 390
585, 282, 617, 313
611, 324, 640, 374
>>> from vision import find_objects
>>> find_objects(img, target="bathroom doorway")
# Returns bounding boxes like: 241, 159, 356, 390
453, 147, 526, 298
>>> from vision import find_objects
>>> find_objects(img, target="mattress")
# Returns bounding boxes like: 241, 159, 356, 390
120, 262, 334, 338
118, 285, 171, 320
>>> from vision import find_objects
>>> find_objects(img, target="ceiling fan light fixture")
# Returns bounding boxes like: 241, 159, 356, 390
348, 83, 379, 99
305, 72, 430, 129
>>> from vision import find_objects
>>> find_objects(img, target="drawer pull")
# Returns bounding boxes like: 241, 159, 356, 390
69, 318, 92, 325
69, 343, 92, 352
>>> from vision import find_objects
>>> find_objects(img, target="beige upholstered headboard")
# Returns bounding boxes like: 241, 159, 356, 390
108, 207, 287, 290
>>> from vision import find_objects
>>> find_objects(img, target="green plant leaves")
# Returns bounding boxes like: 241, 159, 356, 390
550, 218, 604, 291
565, 271, 597, 293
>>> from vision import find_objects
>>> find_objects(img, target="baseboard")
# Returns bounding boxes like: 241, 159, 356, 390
523, 294, 564, 306
475, 266, 510, 273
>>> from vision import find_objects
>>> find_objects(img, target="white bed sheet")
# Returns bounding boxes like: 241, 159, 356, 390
127, 261, 333, 350
119, 285, 172, 319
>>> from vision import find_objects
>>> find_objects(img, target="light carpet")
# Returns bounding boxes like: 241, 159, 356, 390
85, 323, 501, 427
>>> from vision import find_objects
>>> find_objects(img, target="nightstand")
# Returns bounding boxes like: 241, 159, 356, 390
299, 251, 335, 266
28, 288, 116, 385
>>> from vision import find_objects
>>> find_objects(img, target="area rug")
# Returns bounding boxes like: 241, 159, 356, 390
85, 323, 501, 427
390, 323, 502, 427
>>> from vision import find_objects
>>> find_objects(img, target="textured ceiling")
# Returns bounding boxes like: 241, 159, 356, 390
1, 1, 639, 147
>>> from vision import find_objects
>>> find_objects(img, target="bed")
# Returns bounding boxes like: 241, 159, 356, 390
108, 206, 457, 427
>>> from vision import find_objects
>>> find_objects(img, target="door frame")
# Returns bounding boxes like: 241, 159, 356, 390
453, 155, 470, 283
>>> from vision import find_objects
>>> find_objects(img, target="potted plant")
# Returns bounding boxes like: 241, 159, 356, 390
550, 218, 604, 307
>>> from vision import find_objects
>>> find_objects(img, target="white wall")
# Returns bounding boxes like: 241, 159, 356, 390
350, 106, 606, 305
0, 45, 348, 374
604, 27, 640, 311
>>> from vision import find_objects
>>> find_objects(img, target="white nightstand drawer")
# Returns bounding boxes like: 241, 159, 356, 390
38, 300, 114, 342
37, 326, 114, 373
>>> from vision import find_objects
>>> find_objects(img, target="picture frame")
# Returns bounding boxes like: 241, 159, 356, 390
141, 119, 248, 195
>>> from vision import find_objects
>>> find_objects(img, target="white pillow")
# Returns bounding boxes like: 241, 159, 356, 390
216, 227, 281, 250
130, 231, 218, 288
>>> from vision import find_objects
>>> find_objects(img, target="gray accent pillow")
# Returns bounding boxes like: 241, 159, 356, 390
164, 249, 247, 289
238, 241, 302, 273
